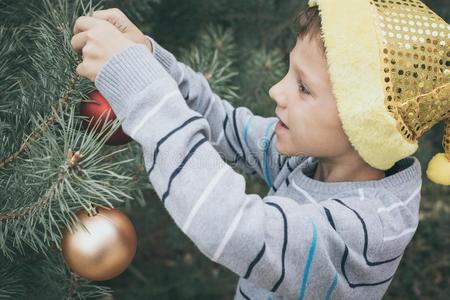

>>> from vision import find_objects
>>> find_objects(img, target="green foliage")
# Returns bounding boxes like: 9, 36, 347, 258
0, 0, 139, 298
0, 249, 113, 299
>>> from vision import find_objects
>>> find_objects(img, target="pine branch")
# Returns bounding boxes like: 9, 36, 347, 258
1, 247, 113, 299
178, 24, 240, 102
0, 105, 135, 259
0, 0, 137, 261
0, 72, 80, 169
239, 47, 287, 116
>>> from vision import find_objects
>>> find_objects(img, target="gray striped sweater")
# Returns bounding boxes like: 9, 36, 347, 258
94, 38, 423, 300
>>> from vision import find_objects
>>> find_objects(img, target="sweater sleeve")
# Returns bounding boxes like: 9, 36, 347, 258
145, 36, 291, 188
94, 45, 398, 299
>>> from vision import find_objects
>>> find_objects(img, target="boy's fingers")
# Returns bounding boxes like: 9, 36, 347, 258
92, 8, 119, 20
71, 32, 88, 52
73, 16, 100, 34
76, 62, 87, 77
76, 62, 95, 81
92, 9, 129, 33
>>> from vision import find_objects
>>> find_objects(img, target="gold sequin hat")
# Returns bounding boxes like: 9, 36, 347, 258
308, 0, 450, 185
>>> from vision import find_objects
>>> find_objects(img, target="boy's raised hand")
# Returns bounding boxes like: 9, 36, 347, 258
91, 8, 153, 53
71, 16, 137, 81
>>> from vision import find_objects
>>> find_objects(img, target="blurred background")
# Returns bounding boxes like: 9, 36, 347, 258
0, 0, 448, 299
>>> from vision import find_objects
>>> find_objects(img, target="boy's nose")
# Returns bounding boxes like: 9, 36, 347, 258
269, 81, 287, 107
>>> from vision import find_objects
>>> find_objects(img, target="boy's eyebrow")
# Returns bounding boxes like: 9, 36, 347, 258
289, 51, 314, 91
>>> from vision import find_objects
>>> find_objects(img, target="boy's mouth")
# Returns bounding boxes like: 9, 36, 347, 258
280, 120, 289, 129
277, 119, 289, 130
276, 113, 289, 129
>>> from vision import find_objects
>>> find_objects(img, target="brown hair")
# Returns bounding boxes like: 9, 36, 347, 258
294, 5, 325, 55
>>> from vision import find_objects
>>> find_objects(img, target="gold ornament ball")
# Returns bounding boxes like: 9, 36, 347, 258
61, 207, 137, 281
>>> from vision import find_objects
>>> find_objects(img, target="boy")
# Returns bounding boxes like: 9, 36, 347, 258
71, 0, 449, 298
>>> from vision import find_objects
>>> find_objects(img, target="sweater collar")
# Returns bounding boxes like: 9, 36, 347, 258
290, 156, 422, 194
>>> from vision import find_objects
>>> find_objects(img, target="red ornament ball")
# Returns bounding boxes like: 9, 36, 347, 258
79, 90, 132, 146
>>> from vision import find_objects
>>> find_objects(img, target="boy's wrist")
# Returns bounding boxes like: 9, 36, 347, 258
144, 35, 180, 80
95, 44, 174, 120
144, 35, 154, 54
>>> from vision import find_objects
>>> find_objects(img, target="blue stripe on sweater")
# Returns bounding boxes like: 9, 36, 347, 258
263, 120, 278, 187
298, 222, 318, 300
243, 115, 255, 146
324, 273, 339, 300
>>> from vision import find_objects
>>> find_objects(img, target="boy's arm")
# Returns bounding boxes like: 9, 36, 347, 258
95, 45, 398, 298
146, 36, 293, 188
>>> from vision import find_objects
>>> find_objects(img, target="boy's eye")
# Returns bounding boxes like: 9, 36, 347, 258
297, 79, 310, 95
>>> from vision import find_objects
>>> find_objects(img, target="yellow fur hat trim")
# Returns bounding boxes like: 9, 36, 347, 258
308, 0, 450, 184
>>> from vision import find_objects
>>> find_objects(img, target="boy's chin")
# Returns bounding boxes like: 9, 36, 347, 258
275, 142, 292, 156
276, 142, 309, 157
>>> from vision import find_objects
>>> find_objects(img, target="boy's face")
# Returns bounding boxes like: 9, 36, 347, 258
269, 34, 353, 158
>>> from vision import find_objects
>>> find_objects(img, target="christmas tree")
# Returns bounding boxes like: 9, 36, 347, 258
0, 0, 448, 299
